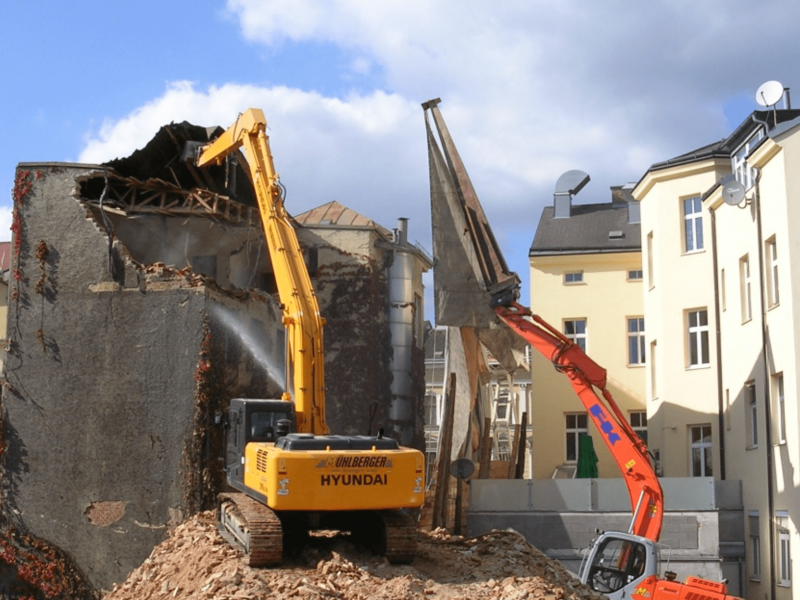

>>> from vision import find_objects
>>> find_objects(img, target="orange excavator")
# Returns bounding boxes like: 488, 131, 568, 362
192, 109, 424, 566
422, 98, 742, 600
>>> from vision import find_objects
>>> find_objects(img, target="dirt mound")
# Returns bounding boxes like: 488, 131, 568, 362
104, 512, 604, 600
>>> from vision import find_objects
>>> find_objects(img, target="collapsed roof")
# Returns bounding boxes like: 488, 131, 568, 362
80, 121, 261, 227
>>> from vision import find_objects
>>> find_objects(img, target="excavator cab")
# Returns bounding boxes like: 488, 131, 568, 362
579, 532, 659, 599
225, 398, 296, 489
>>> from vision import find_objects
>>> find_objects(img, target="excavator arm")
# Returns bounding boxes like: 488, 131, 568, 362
196, 109, 328, 435
491, 293, 663, 541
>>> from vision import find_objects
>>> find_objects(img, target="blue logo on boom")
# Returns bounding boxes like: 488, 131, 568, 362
589, 405, 621, 446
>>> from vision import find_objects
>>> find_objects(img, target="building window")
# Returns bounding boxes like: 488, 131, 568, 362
564, 271, 584, 284
424, 393, 440, 427
767, 237, 779, 307
647, 232, 655, 289
630, 411, 647, 445
689, 424, 712, 477
414, 293, 424, 348
732, 128, 764, 190
627, 317, 645, 366
628, 269, 643, 281
650, 340, 658, 399
774, 373, 786, 445
777, 511, 791, 587
745, 381, 758, 449
683, 196, 703, 253
740, 255, 752, 323
565, 413, 588, 462
687, 309, 709, 367
720, 268, 726, 312
725, 389, 732, 430
749, 512, 761, 581
564, 319, 587, 352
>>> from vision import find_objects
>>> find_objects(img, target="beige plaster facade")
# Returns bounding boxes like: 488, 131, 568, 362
635, 160, 727, 479
635, 110, 800, 600
528, 195, 647, 480
529, 245, 646, 479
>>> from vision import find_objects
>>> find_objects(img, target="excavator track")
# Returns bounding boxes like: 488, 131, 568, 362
378, 510, 418, 564
218, 493, 283, 567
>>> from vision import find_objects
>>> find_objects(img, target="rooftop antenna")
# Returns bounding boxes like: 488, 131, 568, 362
755, 80, 785, 127
720, 174, 747, 208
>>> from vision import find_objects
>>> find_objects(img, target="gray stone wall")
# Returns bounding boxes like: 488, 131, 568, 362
1, 165, 283, 591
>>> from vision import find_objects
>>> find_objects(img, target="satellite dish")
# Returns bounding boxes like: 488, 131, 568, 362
756, 80, 784, 107
722, 178, 746, 206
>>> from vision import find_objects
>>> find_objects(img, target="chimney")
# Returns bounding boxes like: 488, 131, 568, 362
622, 183, 640, 224
553, 170, 590, 219
395, 217, 409, 245
628, 201, 641, 224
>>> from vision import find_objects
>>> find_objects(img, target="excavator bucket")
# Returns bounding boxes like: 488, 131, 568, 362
423, 98, 526, 371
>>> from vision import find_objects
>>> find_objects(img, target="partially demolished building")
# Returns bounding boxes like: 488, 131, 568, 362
2, 121, 430, 592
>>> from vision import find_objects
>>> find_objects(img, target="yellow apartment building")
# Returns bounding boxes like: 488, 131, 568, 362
635, 103, 800, 600
528, 179, 647, 479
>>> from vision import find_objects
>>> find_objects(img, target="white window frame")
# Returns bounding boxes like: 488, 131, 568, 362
627, 317, 646, 366
424, 393, 440, 428
732, 128, 765, 190
650, 340, 658, 400
683, 196, 704, 253
630, 411, 647, 445
777, 511, 791, 587
745, 381, 758, 449
773, 373, 786, 445
740, 254, 752, 323
565, 412, 588, 463
749, 511, 761, 581
725, 389, 732, 431
564, 319, 587, 352
687, 309, 709, 368
564, 271, 584, 284
767, 236, 779, 307
627, 269, 643, 281
689, 424, 712, 477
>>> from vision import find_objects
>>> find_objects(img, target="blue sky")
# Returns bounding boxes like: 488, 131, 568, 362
3, 1, 800, 319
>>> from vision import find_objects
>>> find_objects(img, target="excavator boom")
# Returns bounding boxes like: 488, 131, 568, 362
193, 109, 425, 567
196, 109, 328, 435
493, 299, 662, 541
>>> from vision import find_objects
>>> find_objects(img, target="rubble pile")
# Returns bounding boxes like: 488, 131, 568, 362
104, 512, 604, 600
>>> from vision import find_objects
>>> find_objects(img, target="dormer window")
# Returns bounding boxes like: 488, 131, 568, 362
733, 128, 765, 190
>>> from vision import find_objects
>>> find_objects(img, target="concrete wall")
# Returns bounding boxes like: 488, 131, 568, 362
2, 165, 284, 591
467, 477, 744, 596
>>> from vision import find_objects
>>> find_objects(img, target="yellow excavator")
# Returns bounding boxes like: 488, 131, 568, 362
193, 109, 425, 566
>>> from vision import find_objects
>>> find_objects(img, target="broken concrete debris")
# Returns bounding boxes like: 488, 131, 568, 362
105, 511, 606, 600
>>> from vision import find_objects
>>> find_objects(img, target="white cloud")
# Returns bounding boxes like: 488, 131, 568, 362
79, 0, 800, 293
0, 207, 13, 242
79, 82, 428, 241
